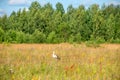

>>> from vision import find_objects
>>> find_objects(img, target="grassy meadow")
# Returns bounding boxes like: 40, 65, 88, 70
0, 43, 120, 80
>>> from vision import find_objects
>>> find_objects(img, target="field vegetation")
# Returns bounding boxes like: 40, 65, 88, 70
0, 43, 120, 80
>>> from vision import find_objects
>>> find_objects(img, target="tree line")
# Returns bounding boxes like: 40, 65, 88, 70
0, 1, 120, 43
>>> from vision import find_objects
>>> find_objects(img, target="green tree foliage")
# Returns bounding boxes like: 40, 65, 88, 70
46, 31, 56, 43
0, 27, 4, 43
0, 15, 9, 30
67, 5, 75, 15
32, 29, 46, 43
16, 31, 26, 43
29, 1, 41, 11
0, 1, 120, 43
4, 30, 17, 43
56, 2, 65, 14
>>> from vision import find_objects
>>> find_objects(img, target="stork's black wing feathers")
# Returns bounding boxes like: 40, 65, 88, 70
57, 56, 60, 60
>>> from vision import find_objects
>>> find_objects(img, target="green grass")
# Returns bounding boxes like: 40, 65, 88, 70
0, 43, 120, 80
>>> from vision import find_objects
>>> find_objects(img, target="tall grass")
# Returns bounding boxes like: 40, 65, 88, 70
0, 43, 120, 80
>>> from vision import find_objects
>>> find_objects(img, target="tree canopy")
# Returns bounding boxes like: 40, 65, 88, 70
0, 1, 120, 43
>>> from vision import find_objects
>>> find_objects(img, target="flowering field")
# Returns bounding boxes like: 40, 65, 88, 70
0, 43, 120, 80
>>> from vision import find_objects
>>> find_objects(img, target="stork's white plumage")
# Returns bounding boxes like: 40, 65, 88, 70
52, 51, 60, 60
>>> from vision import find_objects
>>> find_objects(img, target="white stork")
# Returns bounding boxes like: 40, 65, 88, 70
52, 51, 60, 60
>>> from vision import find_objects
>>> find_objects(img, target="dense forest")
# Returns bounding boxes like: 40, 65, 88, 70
0, 1, 120, 43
